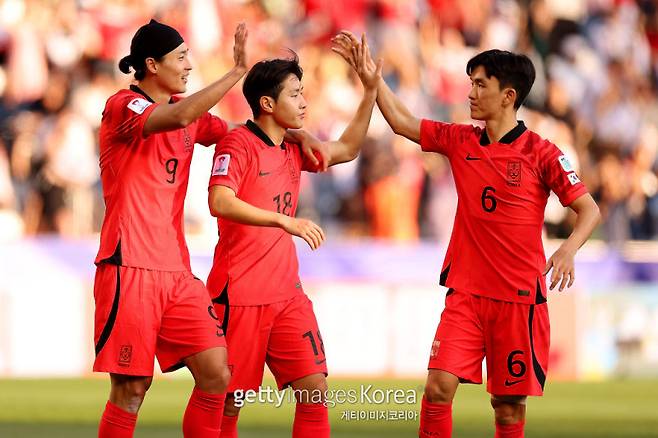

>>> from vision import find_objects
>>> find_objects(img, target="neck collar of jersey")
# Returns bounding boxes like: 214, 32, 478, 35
246, 120, 285, 150
130, 85, 174, 104
480, 120, 527, 146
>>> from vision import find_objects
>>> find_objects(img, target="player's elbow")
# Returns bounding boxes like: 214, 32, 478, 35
209, 197, 228, 218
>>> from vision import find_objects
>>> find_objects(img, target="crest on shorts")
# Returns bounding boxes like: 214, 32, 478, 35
118, 345, 133, 366
507, 161, 521, 186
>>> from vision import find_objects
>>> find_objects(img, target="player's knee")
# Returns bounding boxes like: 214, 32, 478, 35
110, 375, 152, 411
424, 379, 455, 404
491, 396, 526, 424
291, 374, 328, 403
197, 364, 231, 394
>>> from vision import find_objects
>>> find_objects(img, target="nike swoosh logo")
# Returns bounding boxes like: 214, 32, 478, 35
258, 171, 271, 176
315, 358, 327, 365
504, 379, 524, 386
465, 154, 481, 161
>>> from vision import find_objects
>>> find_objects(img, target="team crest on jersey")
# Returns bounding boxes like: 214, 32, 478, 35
183, 128, 192, 152
567, 172, 581, 185
127, 98, 152, 114
507, 161, 521, 186
212, 154, 230, 176
558, 155, 574, 172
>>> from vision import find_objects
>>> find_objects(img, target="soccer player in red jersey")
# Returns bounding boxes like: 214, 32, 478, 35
332, 33, 601, 438
206, 42, 381, 438
93, 19, 250, 438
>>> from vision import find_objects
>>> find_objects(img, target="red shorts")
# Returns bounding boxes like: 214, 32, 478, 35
428, 289, 550, 396
93, 264, 226, 375
213, 292, 328, 392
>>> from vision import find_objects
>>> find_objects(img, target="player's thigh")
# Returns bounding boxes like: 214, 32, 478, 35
93, 265, 160, 376
156, 273, 226, 373
266, 294, 328, 390
485, 301, 549, 396
221, 303, 271, 393
428, 289, 485, 384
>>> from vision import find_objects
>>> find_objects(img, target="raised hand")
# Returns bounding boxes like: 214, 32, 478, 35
233, 22, 248, 72
354, 33, 383, 90
331, 31, 359, 70
331, 31, 382, 89
280, 216, 326, 250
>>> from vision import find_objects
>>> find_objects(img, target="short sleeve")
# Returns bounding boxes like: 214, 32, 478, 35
195, 112, 229, 146
103, 93, 158, 141
419, 119, 469, 158
541, 143, 588, 207
209, 135, 250, 194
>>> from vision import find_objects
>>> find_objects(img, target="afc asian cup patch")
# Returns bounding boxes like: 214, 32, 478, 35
212, 154, 230, 176
567, 172, 581, 185
126, 98, 152, 115
558, 155, 574, 172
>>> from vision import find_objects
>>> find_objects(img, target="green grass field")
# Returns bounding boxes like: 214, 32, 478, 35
0, 377, 657, 437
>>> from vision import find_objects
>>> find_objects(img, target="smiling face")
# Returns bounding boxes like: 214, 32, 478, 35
150, 42, 192, 94
467, 65, 515, 121
266, 74, 307, 129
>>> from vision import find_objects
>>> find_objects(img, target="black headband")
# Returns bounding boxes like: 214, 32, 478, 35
118, 19, 184, 74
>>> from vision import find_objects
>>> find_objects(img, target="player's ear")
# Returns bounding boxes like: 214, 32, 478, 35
259, 96, 275, 115
145, 57, 158, 74
503, 87, 517, 108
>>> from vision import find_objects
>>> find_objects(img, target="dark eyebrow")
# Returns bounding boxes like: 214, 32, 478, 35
292, 86, 303, 93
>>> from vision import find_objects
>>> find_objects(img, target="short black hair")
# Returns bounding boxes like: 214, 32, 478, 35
466, 49, 536, 109
243, 52, 303, 118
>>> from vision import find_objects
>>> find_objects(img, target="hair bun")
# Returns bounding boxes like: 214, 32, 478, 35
118, 56, 132, 74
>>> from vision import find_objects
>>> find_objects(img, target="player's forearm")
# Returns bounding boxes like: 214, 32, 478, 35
174, 67, 247, 126
331, 88, 377, 164
561, 201, 601, 253
210, 192, 285, 228
376, 78, 420, 143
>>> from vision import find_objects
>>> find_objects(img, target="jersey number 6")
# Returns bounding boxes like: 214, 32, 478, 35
481, 186, 497, 213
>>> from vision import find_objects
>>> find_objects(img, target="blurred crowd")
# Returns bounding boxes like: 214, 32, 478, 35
0, 0, 656, 244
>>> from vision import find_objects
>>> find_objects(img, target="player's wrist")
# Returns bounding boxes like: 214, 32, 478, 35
231, 64, 248, 77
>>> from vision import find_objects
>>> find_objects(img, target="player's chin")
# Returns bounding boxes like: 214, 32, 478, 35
469, 110, 485, 121
286, 119, 304, 129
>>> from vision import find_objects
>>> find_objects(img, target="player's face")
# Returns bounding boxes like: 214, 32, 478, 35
468, 66, 511, 121
272, 74, 307, 129
155, 43, 192, 94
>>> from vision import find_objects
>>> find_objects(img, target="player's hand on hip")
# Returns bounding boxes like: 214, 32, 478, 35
543, 247, 576, 292
280, 216, 325, 250
233, 22, 248, 72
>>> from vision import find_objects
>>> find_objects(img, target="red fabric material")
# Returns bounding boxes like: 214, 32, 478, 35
219, 414, 239, 438
292, 402, 330, 438
495, 420, 525, 438
419, 119, 588, 304
419, 397, 452, 438
98, 400, 137, 438
182, 388, 226, 437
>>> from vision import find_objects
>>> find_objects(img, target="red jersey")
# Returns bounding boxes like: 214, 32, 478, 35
420, 119, 588, 304
207, 121, 317, 305
95, 86, 229, 271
